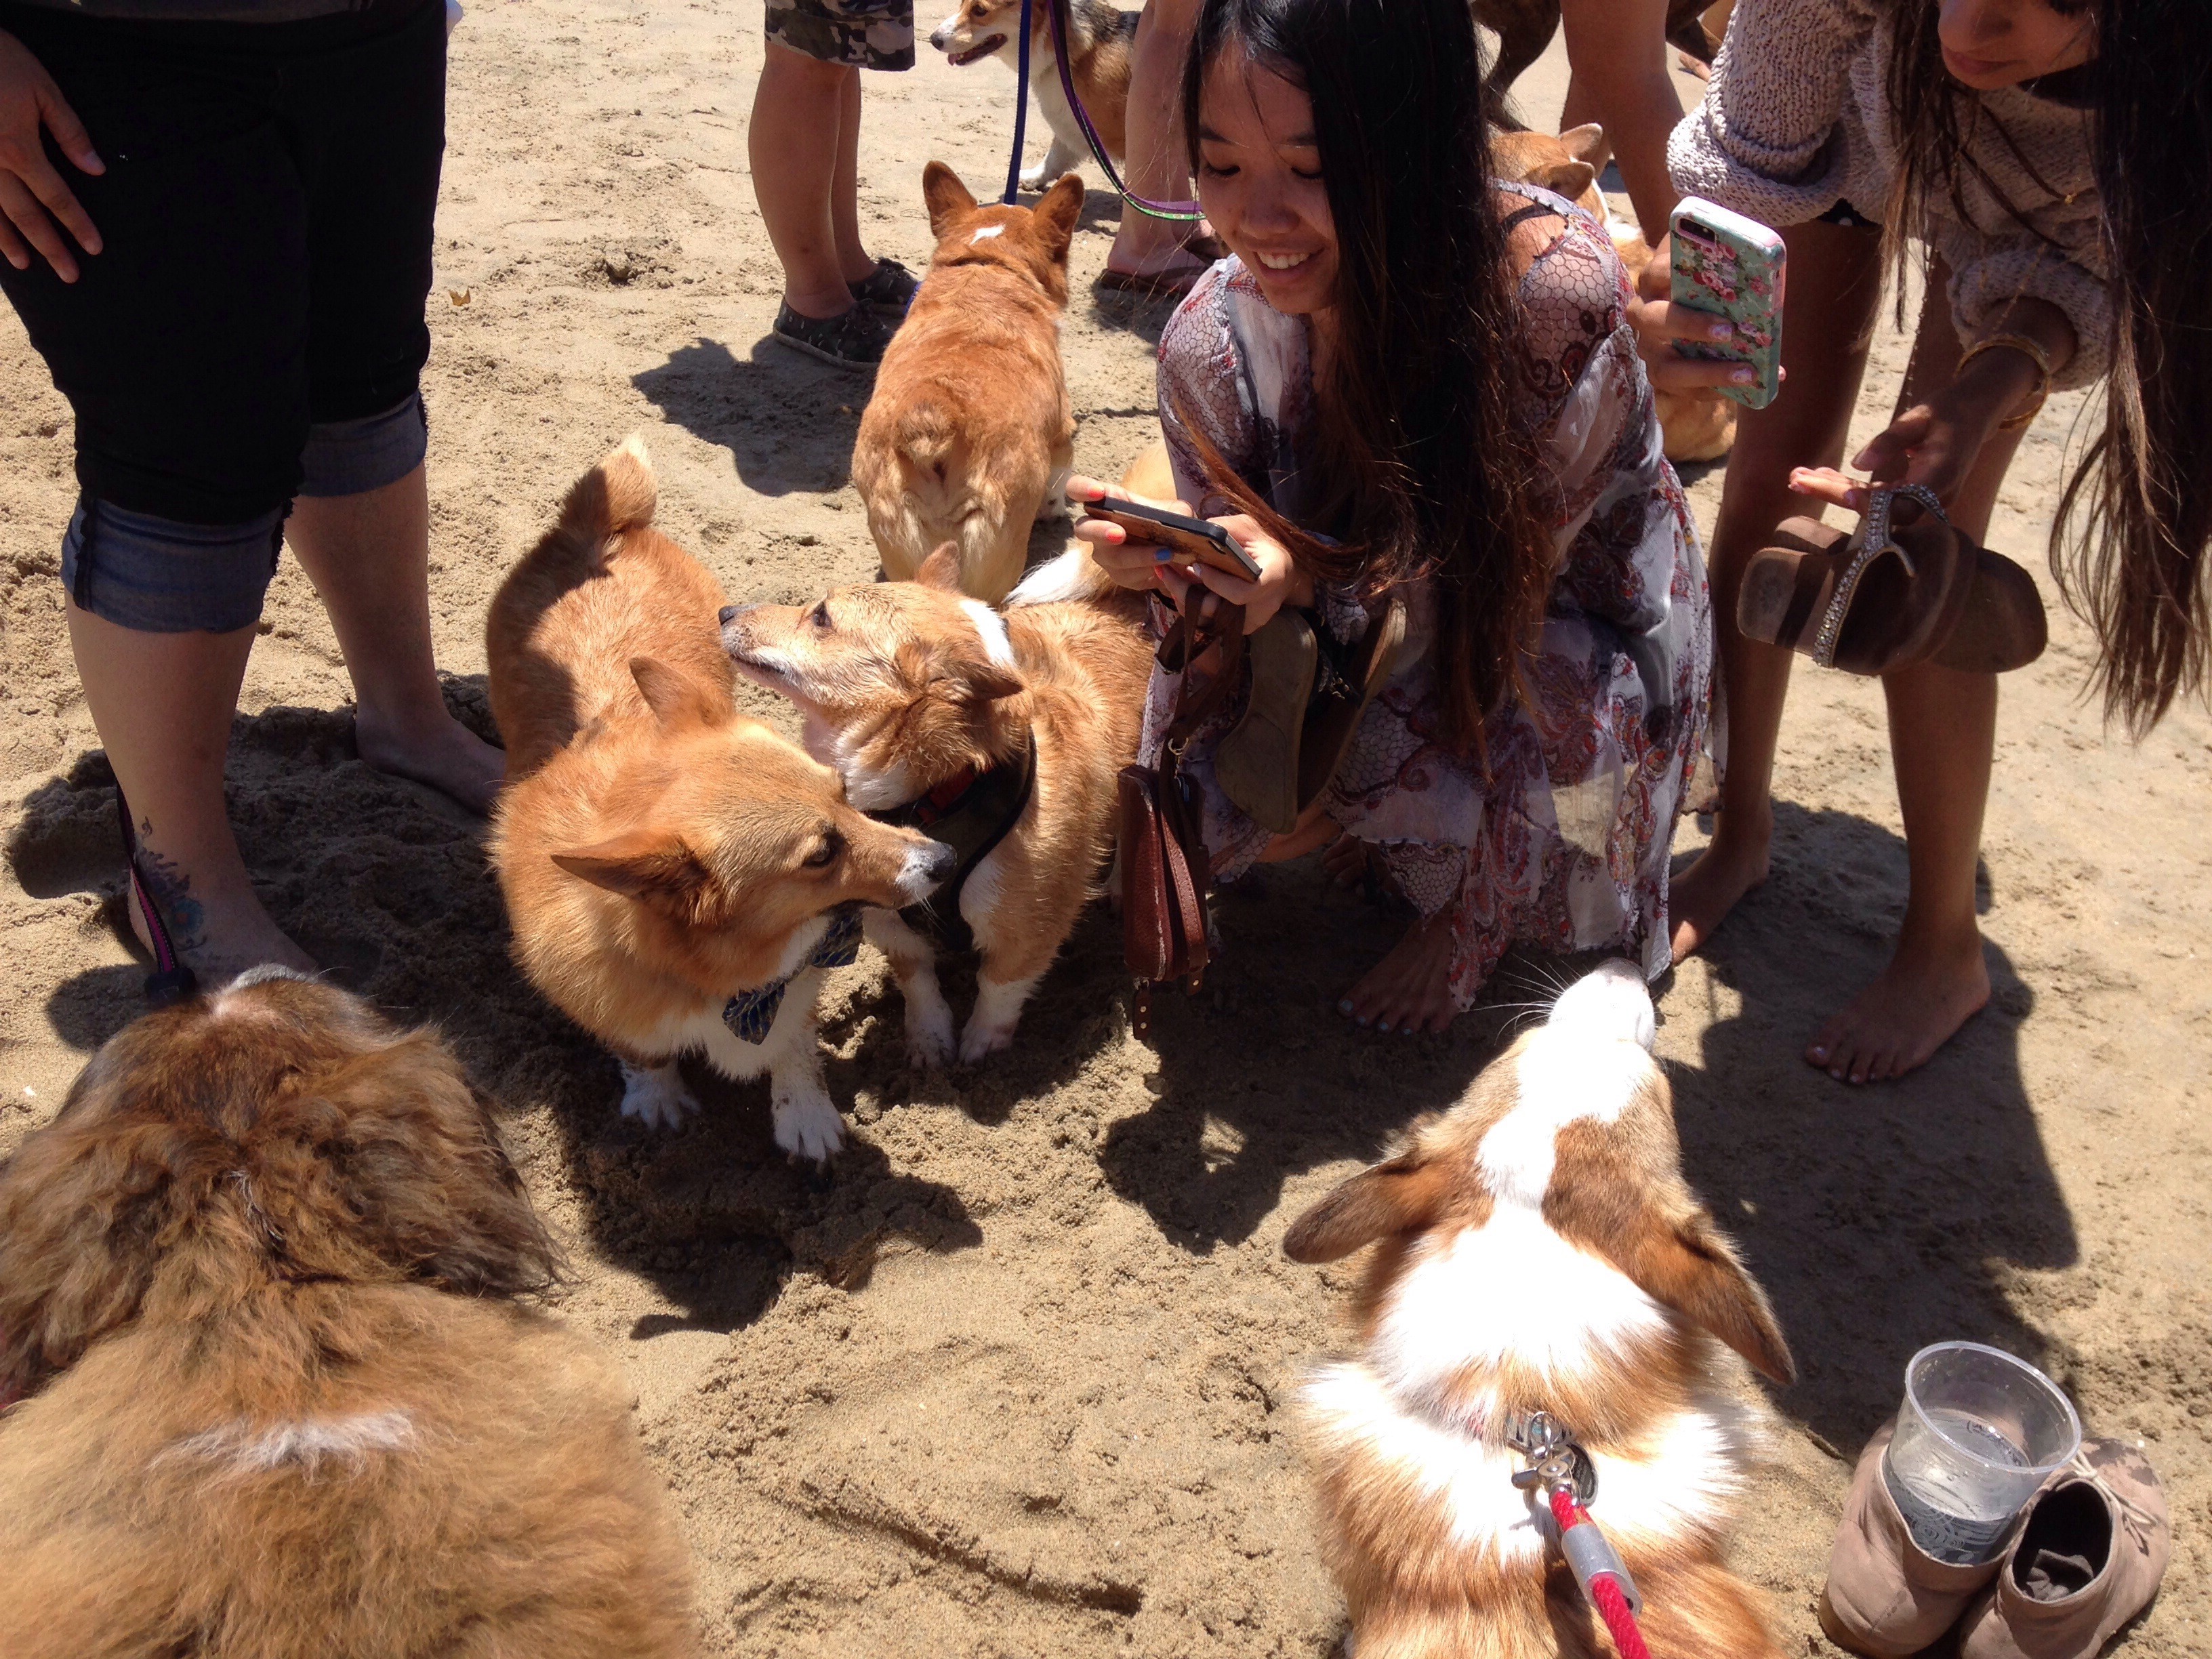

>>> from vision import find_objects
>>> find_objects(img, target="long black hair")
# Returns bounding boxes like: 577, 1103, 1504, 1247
1883, 0, 2212, 733
1178, 0, 1549, 755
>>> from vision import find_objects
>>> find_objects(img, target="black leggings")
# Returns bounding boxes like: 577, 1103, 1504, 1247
0, 0, 445, 527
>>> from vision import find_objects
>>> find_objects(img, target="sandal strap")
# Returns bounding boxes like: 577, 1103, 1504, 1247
1810, 483, 1949, 670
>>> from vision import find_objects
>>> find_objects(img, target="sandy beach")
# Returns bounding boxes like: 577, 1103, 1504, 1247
1, 5, 2205, 1654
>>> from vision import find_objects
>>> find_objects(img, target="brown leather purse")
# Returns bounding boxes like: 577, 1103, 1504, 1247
1120, 602, 1244, 1038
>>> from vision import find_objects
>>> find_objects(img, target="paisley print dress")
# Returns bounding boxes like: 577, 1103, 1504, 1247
1141, 181, 1712, 1007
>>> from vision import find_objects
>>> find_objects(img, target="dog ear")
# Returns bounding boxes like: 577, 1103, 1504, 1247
630, 656, 724, 729
1033, 172, 1085, 258
1544, 159, 1597, 202
958, 659, 1025, 704
1282, 1151, 1452, 1263
0, 1094, 182, 1399
552, 827, 710, 903
1558, 121, 1611, 170
916, 542, 965, 591
1545, 1124, 1797, 1384
923, 160, 977, 238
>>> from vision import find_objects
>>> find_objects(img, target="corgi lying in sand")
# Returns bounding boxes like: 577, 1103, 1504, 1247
1284, 960, 1795, 1659
0, 970, 697, 1659
487, 439, 954, 1162
928, 0, 1135, 190
1491, 123, 1738, 465
722, 544, 1151, 1065
853, 163, 1084, 605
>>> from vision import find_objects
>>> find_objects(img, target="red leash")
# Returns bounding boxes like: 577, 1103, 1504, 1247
1549, 1488, 1653, 1659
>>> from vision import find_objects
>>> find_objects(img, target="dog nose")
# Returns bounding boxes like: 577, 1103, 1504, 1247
926, 22, 949, 46
718, 605, 738, 626
924, 840, 958, 881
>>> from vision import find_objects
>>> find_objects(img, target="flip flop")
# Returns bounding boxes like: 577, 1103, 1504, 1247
1738, 485, 2045, 676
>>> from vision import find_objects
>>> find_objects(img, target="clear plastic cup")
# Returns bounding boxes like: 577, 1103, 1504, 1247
1882, 1341, 2083, 1565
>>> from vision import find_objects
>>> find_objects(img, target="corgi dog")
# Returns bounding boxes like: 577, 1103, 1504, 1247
1492, 123, 1738, 465
486, 439, 955, 1162
1284, 960, 1795, 1659
851, 163, 1084, 605
928, 0, 1135, 191
0, 970, 697, 1658
721, 543, 1151, 1064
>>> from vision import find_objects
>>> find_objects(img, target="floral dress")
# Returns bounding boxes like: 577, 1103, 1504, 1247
1144, 180, 1712, 1008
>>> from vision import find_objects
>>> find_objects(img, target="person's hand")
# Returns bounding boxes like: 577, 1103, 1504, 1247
0, 28, 103, 282
1067, 472, 1201, 604
1629, 231, 1780, 398
1183, 513, 1311, 634
1786, 345, 2039, 513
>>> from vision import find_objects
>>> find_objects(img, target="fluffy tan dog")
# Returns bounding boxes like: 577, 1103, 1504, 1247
0, 970, 697, 1659
853, 163, 1084, 604
1284, 962, 1793, 1659
722, 544, 1151, 1063
487, 438, 954, 1161
927, 0, 1136, 190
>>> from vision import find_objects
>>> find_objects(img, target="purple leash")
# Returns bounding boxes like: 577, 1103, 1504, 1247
1000, 0, 1202, 220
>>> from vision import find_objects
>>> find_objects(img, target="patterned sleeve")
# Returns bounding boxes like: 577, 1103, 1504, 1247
1155, 264, 1256, 516
1666, 0, 1878, 226
1514, 205, 1675, 636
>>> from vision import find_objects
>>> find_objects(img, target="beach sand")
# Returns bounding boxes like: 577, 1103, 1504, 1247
1, 7, 2205, 1654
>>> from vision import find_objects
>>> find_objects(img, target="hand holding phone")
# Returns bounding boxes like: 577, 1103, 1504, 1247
1668, 195, 1785, 409
1085, 493, 1265, 581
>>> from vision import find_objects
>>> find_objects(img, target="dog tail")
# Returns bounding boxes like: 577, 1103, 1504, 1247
1006, 543, 1118, 607
556, 434, 659, 548
893, 402, 965, 504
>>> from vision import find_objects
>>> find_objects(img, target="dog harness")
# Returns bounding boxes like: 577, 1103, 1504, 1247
720, 905, 865, 1046
872, 731, 1038, 954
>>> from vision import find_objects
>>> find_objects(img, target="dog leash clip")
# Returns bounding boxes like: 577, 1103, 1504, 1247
1510, 1410, 1598, 1505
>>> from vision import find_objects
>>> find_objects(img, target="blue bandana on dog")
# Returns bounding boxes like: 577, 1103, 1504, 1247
721, 905, 865, 1046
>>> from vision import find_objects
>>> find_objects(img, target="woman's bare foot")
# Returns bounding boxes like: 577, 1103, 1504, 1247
125, 844, 317, 984
1338, 910, 1457, 1035
354, 709, 506, 817
1805, 925, 1990, 1084
1667, 808, 1772, 960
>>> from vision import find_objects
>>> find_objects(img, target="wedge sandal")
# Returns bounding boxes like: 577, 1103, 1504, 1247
1738, 484, 2047, 676
1215, 594, 1408, 834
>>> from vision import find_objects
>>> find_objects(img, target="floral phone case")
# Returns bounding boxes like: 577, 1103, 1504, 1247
1669, 194, 1786, 410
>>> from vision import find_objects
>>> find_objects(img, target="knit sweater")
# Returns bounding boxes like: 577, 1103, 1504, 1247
1667, 0, 2106, 388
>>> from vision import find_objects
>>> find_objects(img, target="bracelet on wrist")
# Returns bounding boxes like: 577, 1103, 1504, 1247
1959, 331, 2055, 433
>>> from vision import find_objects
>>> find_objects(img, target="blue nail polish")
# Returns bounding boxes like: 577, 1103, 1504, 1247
1336, 998, 1353, 1015
1375, 1021, 1392, 1034
1153, 547, 1174, 562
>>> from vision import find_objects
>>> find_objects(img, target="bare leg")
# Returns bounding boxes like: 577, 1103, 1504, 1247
66, 602, 317, 977
1809, 272, 2026, 1083
286, 464, 505, 815
750, 43, 863, 318
1103, 0, 1210, 283
827, 64, 879, 285
1668, 220, 1885, 958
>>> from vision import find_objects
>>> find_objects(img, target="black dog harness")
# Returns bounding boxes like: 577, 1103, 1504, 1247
872, 731, 1038, 954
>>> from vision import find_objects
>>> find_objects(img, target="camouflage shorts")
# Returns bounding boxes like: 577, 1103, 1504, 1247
766, 0, 914, 69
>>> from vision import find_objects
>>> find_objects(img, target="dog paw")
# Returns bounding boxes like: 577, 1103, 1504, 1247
773, 1090, 847, 1164
958, 1015, 1019, 1065
907, 1000, 957, 1070
1018, 164, 1053, 191
618, 1062, 699, 1130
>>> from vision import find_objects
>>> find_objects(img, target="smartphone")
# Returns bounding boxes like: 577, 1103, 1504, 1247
1669, 195, 1786, 410
1088, 494, 1263, 581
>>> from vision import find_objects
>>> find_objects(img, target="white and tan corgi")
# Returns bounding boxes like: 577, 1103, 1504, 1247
851, 163, 1084, 605
927, 0, 1135, 191
1284, 960, 1795, 1659
486, 439, 956, 1161
720, 544, 1151, 1065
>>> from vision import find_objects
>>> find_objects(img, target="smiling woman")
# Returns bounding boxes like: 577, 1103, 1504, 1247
1071, 0, 1713, 1036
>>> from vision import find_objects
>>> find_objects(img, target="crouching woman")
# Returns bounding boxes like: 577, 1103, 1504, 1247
1074, 0, 1711, 1033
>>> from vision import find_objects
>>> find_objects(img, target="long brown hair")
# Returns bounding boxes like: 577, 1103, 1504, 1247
1178, 0, 1549, 754
1881, 0, 2212, 732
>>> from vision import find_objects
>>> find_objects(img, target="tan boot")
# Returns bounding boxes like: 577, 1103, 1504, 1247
1956, 1439, 2169, 1659
1818, 1419, 2001, 1658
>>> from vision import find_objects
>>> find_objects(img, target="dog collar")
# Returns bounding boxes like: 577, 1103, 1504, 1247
873, 729, 1038, 953
720, 905, 865, 1045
